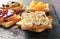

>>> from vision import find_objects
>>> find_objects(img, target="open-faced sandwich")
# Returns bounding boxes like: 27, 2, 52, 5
16, 11, 52, 32
0, 9, 20, 27
26, 1, 49, 12
0, 1, 24, 12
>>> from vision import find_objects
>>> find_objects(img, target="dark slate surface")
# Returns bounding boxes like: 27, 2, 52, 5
0, 0, 60, 39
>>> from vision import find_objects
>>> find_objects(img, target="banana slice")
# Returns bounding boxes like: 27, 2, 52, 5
40, 18, 49, 25
22, 18, 33, 26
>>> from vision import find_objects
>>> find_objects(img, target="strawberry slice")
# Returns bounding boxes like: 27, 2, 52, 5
3, 8, 8, 15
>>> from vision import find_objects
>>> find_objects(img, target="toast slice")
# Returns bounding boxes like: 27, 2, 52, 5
16, 11, 52, 32
26, 1, 49, 12
2, 15, 21, 27
0, 1, 24, 12
9, 2, 24, 12
0, 9, 21, 27
0, 18, 4, 25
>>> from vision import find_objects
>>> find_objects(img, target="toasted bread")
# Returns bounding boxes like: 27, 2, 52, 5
0, 2, 24, 12
0, 18, 4, 25
2, 15, 21, 27
16, 11, 52, 32
26, 1, 49, 12
0, 9, 21, 27
9, 2, 24, 12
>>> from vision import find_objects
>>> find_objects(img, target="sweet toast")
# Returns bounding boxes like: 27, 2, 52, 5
16, 11, 52, 32
0, 1, 24, 12
2, 15, 21, 27
0, 9, 21, 27
26, 1, 49, 12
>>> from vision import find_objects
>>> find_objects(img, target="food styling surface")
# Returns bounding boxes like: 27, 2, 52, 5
0, 0, 60, 39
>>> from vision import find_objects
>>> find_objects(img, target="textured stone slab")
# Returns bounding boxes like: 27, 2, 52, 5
0, 0, 60, 39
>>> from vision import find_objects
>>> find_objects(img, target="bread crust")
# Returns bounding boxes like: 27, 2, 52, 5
1, 15, 21, 27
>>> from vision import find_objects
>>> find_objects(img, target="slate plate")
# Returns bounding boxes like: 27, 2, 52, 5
0, 0, 60, 39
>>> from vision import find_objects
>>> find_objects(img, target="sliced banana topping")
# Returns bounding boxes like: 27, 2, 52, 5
21, 18, 33, 26
40, 18, 49, 25
19, 11, 49, 26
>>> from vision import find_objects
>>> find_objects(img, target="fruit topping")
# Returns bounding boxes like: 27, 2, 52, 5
0, 9, 14, 18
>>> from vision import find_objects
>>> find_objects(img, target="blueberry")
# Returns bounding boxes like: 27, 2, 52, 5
6, 5, 9, 7
11, 2, 15, 3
